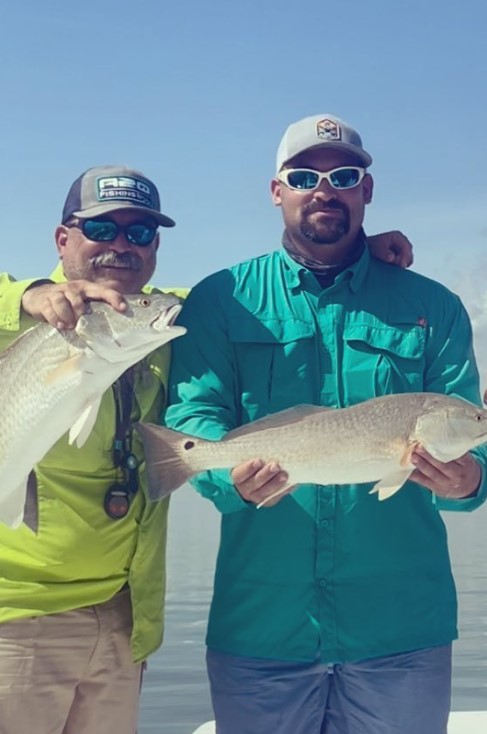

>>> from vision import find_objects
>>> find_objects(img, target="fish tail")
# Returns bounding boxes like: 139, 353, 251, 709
135, 422, 197, 500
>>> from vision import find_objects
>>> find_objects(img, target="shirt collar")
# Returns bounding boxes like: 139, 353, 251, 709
280, 229, 371, 293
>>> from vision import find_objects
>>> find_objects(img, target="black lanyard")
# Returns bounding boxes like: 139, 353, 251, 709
104, 369, 140, 520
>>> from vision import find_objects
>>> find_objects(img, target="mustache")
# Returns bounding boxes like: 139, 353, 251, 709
303, 198, 349, 216
90, 251, 143, 271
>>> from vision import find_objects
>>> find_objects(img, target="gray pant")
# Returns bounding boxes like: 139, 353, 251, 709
207, 644, 452, 734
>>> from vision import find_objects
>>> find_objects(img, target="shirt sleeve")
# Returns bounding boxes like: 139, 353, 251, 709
0, 273, 44, 349
164, 278, 249, 514
424, 293, 487, 512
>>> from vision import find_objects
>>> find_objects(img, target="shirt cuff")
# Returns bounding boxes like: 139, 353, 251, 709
190, 469, 250, 514
0, 278, 53, 330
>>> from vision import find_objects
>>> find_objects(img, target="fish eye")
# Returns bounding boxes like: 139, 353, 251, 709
475, 414, 483, 421
139, 297, 151, 308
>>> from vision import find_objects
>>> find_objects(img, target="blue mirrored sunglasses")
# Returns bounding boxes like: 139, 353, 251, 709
68, 218, 158, 247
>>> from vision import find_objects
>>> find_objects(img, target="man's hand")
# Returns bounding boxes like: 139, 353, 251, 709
21, 280, 127, 330
368, 231, 414, 268
410, 446, 481, 499
231, 459, 291, 507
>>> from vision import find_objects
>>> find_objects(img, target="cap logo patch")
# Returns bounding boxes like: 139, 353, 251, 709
317, 118, 341, 141
96, 176, 153, 208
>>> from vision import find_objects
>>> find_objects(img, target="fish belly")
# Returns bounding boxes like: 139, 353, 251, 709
285, 456, 405, 487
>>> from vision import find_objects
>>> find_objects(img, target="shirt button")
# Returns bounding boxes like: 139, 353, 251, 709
319, 580, 327, 588
319, 519, 329, 528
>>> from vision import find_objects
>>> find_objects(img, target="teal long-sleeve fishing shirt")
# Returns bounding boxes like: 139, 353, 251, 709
165, 245, 487, 664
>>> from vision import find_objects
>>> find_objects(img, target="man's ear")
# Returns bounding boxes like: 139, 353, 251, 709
363, 173, 374, 205
270, 178, 282, 207
55, 225, 69, 257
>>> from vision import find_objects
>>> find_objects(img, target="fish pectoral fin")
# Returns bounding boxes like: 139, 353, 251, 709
44, 355, 83, 386
69, 398, 103, 447
399, 441, 420, 468
369, 469, 414, 501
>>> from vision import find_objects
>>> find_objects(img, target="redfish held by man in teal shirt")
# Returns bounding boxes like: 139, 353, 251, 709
138, 391, 487, 504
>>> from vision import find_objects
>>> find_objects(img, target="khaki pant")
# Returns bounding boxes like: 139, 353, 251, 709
0, 589, 143, 734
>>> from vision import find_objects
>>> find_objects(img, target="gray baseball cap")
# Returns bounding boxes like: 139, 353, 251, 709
276, 114, 373, 172
62, 165, 175, 227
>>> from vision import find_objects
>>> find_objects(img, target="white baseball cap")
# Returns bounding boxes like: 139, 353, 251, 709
276, 113, 373, 173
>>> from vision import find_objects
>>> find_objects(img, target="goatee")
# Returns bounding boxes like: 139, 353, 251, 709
300, 199, 350, 245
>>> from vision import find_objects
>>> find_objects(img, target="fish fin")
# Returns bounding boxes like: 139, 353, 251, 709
257, 483, 296, 509
369, 469, 414, 501
0, 479, 29, 529
226, 405, 332, 440
135, 422, 198, 499
399, 441, 420, 468
43, 354, 83, 386
69, 398, 102, 447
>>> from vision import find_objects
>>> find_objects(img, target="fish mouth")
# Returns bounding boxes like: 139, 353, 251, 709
151, 303, 184, 330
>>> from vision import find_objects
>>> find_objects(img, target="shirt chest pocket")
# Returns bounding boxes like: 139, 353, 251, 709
228, 316, 317, 419
342, 322, 426, 404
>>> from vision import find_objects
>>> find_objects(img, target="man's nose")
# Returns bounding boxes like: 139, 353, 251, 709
107, 232, 133, 251
312, 180, 336, 198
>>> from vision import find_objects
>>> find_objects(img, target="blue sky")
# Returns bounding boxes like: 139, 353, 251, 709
1, 0, 486, 296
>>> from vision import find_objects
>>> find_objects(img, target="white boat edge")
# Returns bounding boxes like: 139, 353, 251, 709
191, 711, 487, 734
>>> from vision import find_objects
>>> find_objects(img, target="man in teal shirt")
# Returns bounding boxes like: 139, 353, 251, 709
165, 114, 487, 734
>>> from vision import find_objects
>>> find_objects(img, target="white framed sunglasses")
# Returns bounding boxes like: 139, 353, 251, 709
277, 166, 366, 191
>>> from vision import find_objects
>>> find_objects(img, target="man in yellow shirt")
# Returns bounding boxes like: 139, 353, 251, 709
0, 165, 185, 734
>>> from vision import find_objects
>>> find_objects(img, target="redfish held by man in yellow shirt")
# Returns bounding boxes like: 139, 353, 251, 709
137, 392, 487, 505
0, 293, 185, 528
